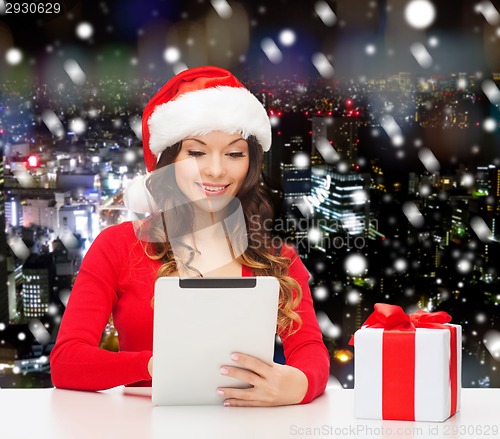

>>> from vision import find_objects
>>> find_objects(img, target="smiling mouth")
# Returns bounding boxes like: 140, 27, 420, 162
195, 183, 230, 195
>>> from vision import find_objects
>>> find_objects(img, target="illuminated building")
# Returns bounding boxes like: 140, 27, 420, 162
21, 254, 56, 319
399, 72, 412, 92
0, 149, 9, 323
281, 136, 311, 213
311, 116, 332, 165
450, 199, 472, 240
59, 204, 95, 241
311, 115, 361, 166
277, 113, 312, 220
4, 196, 22, 228
57, 172, 101, 203
308, 166, 370, 251
23, 199, 58, 231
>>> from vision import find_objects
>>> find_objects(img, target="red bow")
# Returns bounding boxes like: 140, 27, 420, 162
349, 303, 451, 345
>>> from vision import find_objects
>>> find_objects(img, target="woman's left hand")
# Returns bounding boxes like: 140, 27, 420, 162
217, 353, 308, 407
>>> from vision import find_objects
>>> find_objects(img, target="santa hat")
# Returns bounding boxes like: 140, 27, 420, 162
124, 66, 272, 213
142, 65, 271, 173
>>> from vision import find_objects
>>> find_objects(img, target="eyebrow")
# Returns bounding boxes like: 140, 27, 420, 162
183, 137, 246, 146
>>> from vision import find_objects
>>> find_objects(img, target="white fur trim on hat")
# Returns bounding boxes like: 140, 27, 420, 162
148, 86, 271, 159
123, 174, 159, 214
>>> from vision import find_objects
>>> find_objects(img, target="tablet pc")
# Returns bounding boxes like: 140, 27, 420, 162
151, 276, 280, 406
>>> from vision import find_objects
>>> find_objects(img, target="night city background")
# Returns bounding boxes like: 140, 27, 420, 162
1, 0, 500, 391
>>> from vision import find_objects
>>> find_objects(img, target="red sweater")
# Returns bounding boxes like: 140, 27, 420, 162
50, 221, 330, 404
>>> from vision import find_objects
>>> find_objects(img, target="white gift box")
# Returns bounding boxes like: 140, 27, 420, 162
354, 324, 462, 422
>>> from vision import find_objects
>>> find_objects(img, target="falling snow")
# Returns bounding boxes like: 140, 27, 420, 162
484, 330, 500, 360
76, 22, 94, 40
69, 118, 87, 135
381, 115, 404, 146
346, 289, 361, 305
279, 29, 296, 47
365, 44, 376, 56
418, 148, 440, 173
28, 319, 51, 345
261, 38, 283, 64
164, 47, 181, 64
312, 53, 335, 78
64, 59, 87, 85
410, 42, 433, 69
41, 110, 65, 139
5, 48, 23, 65
315, 1, 337, 27
210, 0, 232, 19
7, 236, 30, 260
293, 152, 310, 168
402, 202, 425, 228
471, 217, 493, 242
481, 79, 500, 105
316, 137, 340, 163
317, 312, 341, 338
475, 1, 500, 25
404, 0, 436, 29
483, 118, 497, 132
129, 116, 142, 141
344, 253, 368, 276
313, 286, 329, 301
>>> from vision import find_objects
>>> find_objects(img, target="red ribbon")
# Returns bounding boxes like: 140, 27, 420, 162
350, 303, 458, 420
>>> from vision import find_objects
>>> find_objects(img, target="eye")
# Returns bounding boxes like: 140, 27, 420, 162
187, 150, 205, 157
227, 152, 246, 158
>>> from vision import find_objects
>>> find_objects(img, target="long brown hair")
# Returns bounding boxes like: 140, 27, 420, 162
140, 135, 303, 337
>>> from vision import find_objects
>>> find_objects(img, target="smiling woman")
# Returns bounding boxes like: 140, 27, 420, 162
49, 66, 330, 407
174, 132, 250, 212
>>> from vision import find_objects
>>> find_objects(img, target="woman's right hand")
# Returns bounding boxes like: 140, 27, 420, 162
148, 357, 153, 378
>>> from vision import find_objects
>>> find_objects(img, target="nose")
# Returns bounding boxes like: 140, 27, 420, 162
203, 153, 225, 179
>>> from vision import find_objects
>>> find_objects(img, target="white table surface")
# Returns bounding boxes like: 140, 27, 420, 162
0, 387, 499, 439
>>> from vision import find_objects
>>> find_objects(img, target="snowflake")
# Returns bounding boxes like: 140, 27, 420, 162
344, 253, 368, 276
261, 38, 283, 64
76, 22, 94, 40
5, 48, 23, 65
279, 29, 296, 47
404, 0, 436, 29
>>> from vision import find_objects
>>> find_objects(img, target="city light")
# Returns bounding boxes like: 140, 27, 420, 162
26, 155, 38, 168
334, 349, 353, 363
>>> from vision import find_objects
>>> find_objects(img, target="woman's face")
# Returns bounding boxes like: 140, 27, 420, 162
173, 131, 250, 213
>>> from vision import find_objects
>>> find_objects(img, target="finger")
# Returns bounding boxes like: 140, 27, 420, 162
217, 386, 256, 402
220, 366, 262, 386
230, 353, 273, 377
223, 398, 274, 407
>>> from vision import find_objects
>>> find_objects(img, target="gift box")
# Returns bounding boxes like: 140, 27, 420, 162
350, 303, 462, 422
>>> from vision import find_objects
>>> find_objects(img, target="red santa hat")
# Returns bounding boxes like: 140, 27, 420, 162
141, 65, 272, 173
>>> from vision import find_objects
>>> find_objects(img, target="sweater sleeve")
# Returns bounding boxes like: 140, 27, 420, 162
50, 224, 152, 391
279, 245, 330, 404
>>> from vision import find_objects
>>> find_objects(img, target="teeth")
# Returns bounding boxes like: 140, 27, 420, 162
203, 185, 225, 192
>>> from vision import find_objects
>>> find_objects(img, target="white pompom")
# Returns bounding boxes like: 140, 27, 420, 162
123, 174, 159, 213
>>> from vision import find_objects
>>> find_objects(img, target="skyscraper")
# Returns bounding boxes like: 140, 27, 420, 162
311, 115, 361, 167
0, 146, 9, 323
308, 166, 370, 251
277, 113, 312, 218
21, 254, 56, 319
